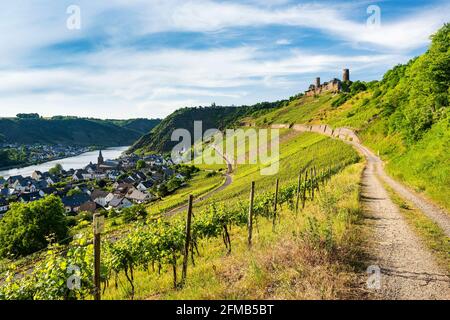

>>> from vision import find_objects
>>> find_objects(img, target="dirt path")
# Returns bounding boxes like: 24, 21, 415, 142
165, 147, 233, 216
285, 123, 450, 299
360, 149, 450, 299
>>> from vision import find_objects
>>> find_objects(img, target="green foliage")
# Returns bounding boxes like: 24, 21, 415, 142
0, 238, 94, 300
0, 195, 69, 258
0, 148, 27, 168
331, 81, 367, 108
0, 161, 352, 299
129, 100, 287, 153
136, 159, 146, 170
16, 113, 40, 119
49, 163, 63, 176
122, 204, 147, 223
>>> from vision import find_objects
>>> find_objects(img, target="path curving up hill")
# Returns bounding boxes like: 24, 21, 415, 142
165, 146, 233, 217
281, 123, 450, 299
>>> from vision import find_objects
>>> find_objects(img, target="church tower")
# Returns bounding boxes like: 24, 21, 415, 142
98, 150, 104, 166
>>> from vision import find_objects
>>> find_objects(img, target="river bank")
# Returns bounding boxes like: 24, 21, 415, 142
0, 146, 129, 179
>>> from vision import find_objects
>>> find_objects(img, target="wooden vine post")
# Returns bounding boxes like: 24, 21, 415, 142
181, 195, 194, 286
273, 178, 279, 231
93, 213, 104, 300
248, 181, 255, 248
295, 172, 302, 213
310, 168, 314, 201
302, 170, 308, 209
315, 166, 319, 193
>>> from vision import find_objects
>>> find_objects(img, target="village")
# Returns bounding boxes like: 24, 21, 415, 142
0, 143, 91, 169
0, 150, 193, 219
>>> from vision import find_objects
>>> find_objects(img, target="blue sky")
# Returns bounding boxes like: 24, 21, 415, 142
0, 0, 448, 119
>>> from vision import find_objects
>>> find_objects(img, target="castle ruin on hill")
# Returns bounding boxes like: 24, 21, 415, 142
305, 69, 350, 96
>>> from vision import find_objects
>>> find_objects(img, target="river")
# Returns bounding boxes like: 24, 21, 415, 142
0, 146, 129, 179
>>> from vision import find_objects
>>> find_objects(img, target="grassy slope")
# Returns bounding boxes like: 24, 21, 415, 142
103, 162, 365, 300
250, 91, 449, 210
102, 129, 363, 299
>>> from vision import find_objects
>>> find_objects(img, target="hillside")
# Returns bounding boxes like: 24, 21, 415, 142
250, 24, 450, 209
128, 101, 288, 154
0, 117, 160, 147
108, 118, 162, 134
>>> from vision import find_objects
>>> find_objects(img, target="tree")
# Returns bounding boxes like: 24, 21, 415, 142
156, 184, 169, 197
16, 113, 40, 119
49, 163, 63, 175
136, 159, 146, 170
166, 177, 182, 191
66, 188, 83, 197
0, 195, 68, 258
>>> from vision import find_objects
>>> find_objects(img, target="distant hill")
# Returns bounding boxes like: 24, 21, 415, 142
0, 117, 161, 147
128, 101, 288, 154
108, 118, 162, 135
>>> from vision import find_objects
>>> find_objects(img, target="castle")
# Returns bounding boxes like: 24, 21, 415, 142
305, 69, 350, 97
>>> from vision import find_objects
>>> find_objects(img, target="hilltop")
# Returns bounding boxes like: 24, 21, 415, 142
0, 116, 161, 147
128, 100, 290, 154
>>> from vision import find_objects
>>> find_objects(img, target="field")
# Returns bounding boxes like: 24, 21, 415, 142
251, 92, 450, 211
97, 131, 362, 299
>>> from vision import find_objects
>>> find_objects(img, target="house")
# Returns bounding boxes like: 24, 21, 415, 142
99, 160, 120, 171
162, 167, 174, 178
13, 178, 32, 192
72, 171, 84, 181
0, 188, 10, 198
39, 187, 57, 197
85, 163, 97, 174
91, 190, 109, 207
18, 192, 43, 203
137, 180, 154, 192
126, 189, 151, 204
32, 170, 43, 181
61, 193, 91, 213
135, 171, 147, 181
79, 201, 97, 213
0, 198, 9, 216
108, 170, 122, 181
150, 172, 164, 182
107, 196, 132, 210
46, 175, 59, 185
7, 175, 24, 185
114, 183, 135, 196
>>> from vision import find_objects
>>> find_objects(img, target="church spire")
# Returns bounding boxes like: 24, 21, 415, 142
98, 150, 104, 165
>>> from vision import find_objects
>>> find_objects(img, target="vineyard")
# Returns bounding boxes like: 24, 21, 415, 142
0, 159, 358, 300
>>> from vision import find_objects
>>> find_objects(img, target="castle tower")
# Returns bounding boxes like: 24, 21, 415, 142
98, 150, 104, 166
315, 77, 321, 88
343, 69, 350, 82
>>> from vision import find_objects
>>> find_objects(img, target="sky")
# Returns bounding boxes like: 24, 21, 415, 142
0, 0, 448, 119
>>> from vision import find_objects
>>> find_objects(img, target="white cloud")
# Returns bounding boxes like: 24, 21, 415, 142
0, 0, 446, 118
276, 39, 291, 45
0, 45, 408, 118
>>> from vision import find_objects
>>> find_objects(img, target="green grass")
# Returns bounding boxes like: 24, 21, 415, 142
250, 91, 450, 211
195, 130, 360, 211
147, 171, 224, 215
102, 163, 366, 300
